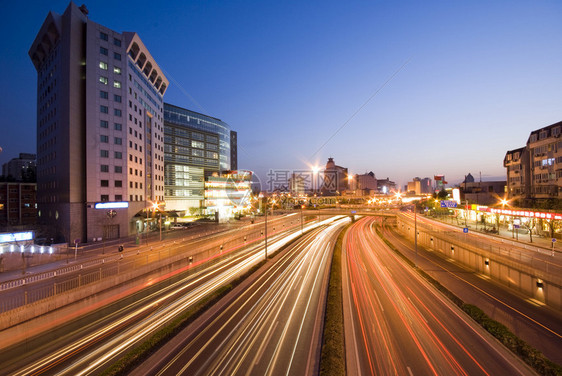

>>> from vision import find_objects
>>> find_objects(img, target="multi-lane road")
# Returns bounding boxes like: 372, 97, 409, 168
342, 216, 535, 375
136, 217, 349, 375
388, 212, 562, 365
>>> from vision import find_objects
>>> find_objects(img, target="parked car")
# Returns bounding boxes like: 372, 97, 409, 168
171, 224, 184, 230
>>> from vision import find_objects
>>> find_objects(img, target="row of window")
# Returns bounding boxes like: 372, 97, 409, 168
100, 165, 123, 173
99, 61, 121, 75
100, 105, 122, 116
100, 46, 121, 61
99, 31, 121, 47
100, 120, 122, 130
100, 135, 122, 145
100, 180, 122, 187
99, 76, 122, 88
100, 91, 121, 102
101, 194, 123, 202
101, 150, 123, 159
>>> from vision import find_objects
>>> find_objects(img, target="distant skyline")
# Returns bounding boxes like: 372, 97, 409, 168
1, 1, 561, 188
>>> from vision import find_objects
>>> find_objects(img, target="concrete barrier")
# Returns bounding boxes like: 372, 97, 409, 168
396, 214, 562, 310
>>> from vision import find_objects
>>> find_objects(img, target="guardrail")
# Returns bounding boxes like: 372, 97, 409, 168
0, 214, 317, 315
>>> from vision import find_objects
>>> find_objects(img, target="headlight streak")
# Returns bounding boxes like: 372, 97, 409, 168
162, 229, 324, 376
345, 217, 533, 376
267, 219, 349, 375
13, 220, 323, 376
159, 218, 349, 376
57, 217, 345, 375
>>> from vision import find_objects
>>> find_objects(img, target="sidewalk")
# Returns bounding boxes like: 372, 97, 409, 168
0, 221, 244, 284
432, 215, 559, 253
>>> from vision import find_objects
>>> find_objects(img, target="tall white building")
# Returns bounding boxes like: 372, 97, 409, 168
29, 2, 168, 243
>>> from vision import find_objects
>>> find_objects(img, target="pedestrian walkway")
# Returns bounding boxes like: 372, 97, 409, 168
432, 215, 559, 254
0, 221, 246, 284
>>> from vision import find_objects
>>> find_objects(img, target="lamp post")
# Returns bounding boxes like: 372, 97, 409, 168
300, 204, 304, 234
414, 203, 418, 267
152, 201, 162, 242
264, 198, 268, 260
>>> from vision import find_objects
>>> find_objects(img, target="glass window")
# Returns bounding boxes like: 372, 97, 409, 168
114, 80, 121, 89
114, 52, 121, 61
100, 90, 108, 99
114, 166, 122, 173
100, 32, 108, 41
114, 67, 121, 75
100, 47, 108, 56
101, 165, 109, 172
115, 194, 123, 201
114, 109, 122, 116
114, 151, 122, 159
100, 135, 109, 143
114, 94, 122, 102
100, 105, 108, 114
114, 123, 122, 131
113, 38, 121, 47
101, 150, 109, 158
115, 180, 122, 187
114, 137, 122, 145
99, 61, 108, 70
100, 120, 109, 128
99, 76, 108, 85
101, 194, 109, 201
191, 140, 204, 149
101, 180, 109, 187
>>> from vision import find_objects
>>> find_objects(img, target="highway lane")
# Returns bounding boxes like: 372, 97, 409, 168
342, 216, 535, 376
380, 217, 562, 365
138, 216, 350, 376
0, 219, 321, 375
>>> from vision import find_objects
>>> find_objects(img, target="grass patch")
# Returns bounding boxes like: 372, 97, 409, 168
319, 223, 351, 376
375, 225, 562, 376
102, 261, 266, 376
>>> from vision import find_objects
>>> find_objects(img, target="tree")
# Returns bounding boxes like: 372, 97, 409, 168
437, 189, 448, 200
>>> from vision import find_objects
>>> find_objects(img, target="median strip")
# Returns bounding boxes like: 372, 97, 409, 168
319, 223, 350, 376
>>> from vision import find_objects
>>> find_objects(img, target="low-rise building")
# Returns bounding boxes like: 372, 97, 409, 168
204, 170, 252, 222
0, 182, 37, 228
504, 121, 562, 203
2, 153, 36, 181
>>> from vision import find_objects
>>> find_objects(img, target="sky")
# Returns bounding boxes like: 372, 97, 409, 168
1, 0, 561, 189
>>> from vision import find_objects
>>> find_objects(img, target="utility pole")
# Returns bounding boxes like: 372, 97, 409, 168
414, 204, 418, 267
264, 200, 268, 260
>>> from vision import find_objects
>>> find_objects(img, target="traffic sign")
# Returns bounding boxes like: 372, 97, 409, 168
440, 200, 458, 208
553, 238, 557, 243
463, 227, 468, 233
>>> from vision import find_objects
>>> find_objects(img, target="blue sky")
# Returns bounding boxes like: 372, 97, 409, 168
1, 1, 561, 188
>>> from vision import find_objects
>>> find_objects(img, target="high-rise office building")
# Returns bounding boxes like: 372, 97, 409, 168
29, 3, 168, 243
163, 103, 234, 212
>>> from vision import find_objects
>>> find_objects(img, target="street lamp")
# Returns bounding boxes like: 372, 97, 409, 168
312, 165, 320, 194
153, 201, 162, 242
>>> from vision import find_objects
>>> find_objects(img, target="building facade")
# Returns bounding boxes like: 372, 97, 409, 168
204, 170, 252, 222
29, 3, 168, 243
407, 177, 432, 195
163, 103, 235, 212
504, 147, 530, 200
504, 121, 562, 203
0, 183, 37, 228
2, 153, 37, 181
321, 157, 349, 194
